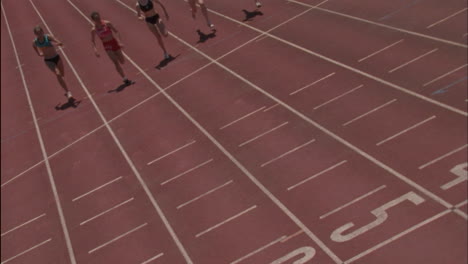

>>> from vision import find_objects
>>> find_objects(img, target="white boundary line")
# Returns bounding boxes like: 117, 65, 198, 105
287, 160, 347, 191
195, 205, 257, 238
286, 0, 468, 48
376, 115, 436, 146
147, 140, 196, 165
418, 144, 468, 170
388, 48, 438, 73
358, 39, 404, 62
88, 223, 147, 254
205, 4, 468, 116
0, 238, 52, 264
177, 180, 233, 209
53, 1, 196, 262
427, 8, 468, 29
230, 235, 287, 264
3, 3, 77, 263
1, 213, 46, 237
72, 176, 123, 202
80, 197, 134, 226
342, 99, 397, 126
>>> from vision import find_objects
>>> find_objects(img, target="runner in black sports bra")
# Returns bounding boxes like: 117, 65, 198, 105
136, 0, 171, 59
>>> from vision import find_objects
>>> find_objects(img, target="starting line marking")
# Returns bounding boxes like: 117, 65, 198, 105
239, 122, 289, 147
196, 205, 257, 238
358, 39, 404, 62
281, 230, 304, 243
376, 115, 436, 146
388, 48, 438, 73
418, 144, 468, 170
147, 140, 196, 166
287, 160, 348, 191
88, 223, 147, 254
313, 84, 363, 110
219, 106, 266, 130
1, 238, 52, 264
72, 176, 123, 202
343, 99, 397, 126
423, 64, 468, 87
230, 235, 287, 264
426, 8, 468, 29
1, 213, 46, 237
290, 72, 336, 95
161, 159, 213, 186
140, 253, 164, 264
177, 180, 234, 209
80, 197, 134, 226
261, 139, 316, 167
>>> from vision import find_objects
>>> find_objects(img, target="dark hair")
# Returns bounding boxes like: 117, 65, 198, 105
90, 11, 100, 20
33, 25, 43, 33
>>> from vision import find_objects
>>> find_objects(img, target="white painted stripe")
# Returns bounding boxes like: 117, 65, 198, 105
239, 122, 289, 147
313, 85, 363, 110
88, 223, 147, 254
1, 214, 46, 237
1, 238, 51, 264
140, 253, 164, 264
161, 159, 213, 185
427, 8, 468, 29
164, 15, 455, 264
61, 1, 195, 262
281, 230, 304, 243
419, 144, 468, 169
290, 72, 336, 95
177, 180, 233, 209
453, 209, 468, 219
1, 161, 43, 188
423, 64, 468, 87
219, 106, 266, 130
207, 4, 467, 116
263, 103, 279, 112
80, 198, 134, 226
388, 48, 438, 73
287, 160, 347, 191
196, 205, 257, 238
147, 140, 196, 165
343, 99, 397, 126
376, 116, 436, 146
358, 39, 404, 62
230, 235, 287, 264
344, 210, 450, 263
319, 185, 386, 219
455, 200, 468, 208
4, 3, 77, 263
261, 139, 316, 167
286, 0, 467, 48
72, 176, 123, 202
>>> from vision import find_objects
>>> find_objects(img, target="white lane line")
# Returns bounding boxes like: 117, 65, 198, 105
140, 253, 164, 264
313, 84, 363, 110
4, 3, 76, 263
59, 1, 195, 262
343, 99, 397, 126
230, 235, 287, 264
280, 230, 304, 243
388, 48, 438, 73
290, 72, 336, 95
1, 124, 106, 189
161, 159, 213, 185
80, 198, 134, 226
195, 205, 257, 238
88, 223, 147, 254
344, 210, 450, 263
376, 115, 436, 146
358, 39, 404, 62
287, 160, 347, 191
427, 8, 468, 29
261, 139, 316, 167
286, 0, 467, 48
455, 200, 468, 208
207, 3, 467, 116
419, 144, 468, 170
239, 122, 289, 147
147, 140, 196, 165
263, 104, 279, 112
1, 214, 46, 237
319, 185, 387, 219
423, 64, 468, 87
219, 106, 266, 130
177, 180, 233, 209
72, 176, 123, 202
452, 209, 468, 219
0, 238, 51, 264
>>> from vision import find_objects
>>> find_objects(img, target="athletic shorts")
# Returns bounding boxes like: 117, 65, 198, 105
145, 14, 160, 24
44, 54, 60, 70
102, 38, 121, 52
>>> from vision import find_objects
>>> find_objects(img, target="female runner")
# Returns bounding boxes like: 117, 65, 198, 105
188, 0, 214, 29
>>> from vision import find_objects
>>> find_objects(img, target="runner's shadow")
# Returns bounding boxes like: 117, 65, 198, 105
108, 81, 135, 93
55, 98, 81, 111
242, 9, 263, 21
155, 54, 179, 70
197, 29, 217, 43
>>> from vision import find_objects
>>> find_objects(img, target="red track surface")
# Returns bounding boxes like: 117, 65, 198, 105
1, 0, 467, 263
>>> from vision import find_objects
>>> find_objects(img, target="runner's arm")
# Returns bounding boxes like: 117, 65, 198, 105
155, 0, 169, 20
91, 28, 100, 56
32, 41, 43, 56
48, 35, 63, 46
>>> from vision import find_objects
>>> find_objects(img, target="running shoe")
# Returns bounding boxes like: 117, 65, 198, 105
256, 1, 262, 8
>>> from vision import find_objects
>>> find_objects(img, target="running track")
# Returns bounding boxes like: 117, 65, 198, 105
1, 0, 467, 263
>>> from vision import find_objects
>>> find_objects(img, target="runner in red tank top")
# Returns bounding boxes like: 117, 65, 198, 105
90, 12, 133, 86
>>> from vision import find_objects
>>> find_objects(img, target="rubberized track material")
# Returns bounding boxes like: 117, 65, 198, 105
1, 0, 466, 263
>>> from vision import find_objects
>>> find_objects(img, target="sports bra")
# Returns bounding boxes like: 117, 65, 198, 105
139, 0, 153, 12
35, 35, 53, 48
95, 22, 113, 40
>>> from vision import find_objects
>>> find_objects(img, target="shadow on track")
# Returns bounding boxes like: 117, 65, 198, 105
108, 80, 136, 93
242, 9, 263, 21
156, 54, 180, 70
55, 98, 81, 111
197, 29, 217, 43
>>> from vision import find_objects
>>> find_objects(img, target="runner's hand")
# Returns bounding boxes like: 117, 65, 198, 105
95, 51, 100, 57
119, 43, 125, 49
138, 15, 144, 20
